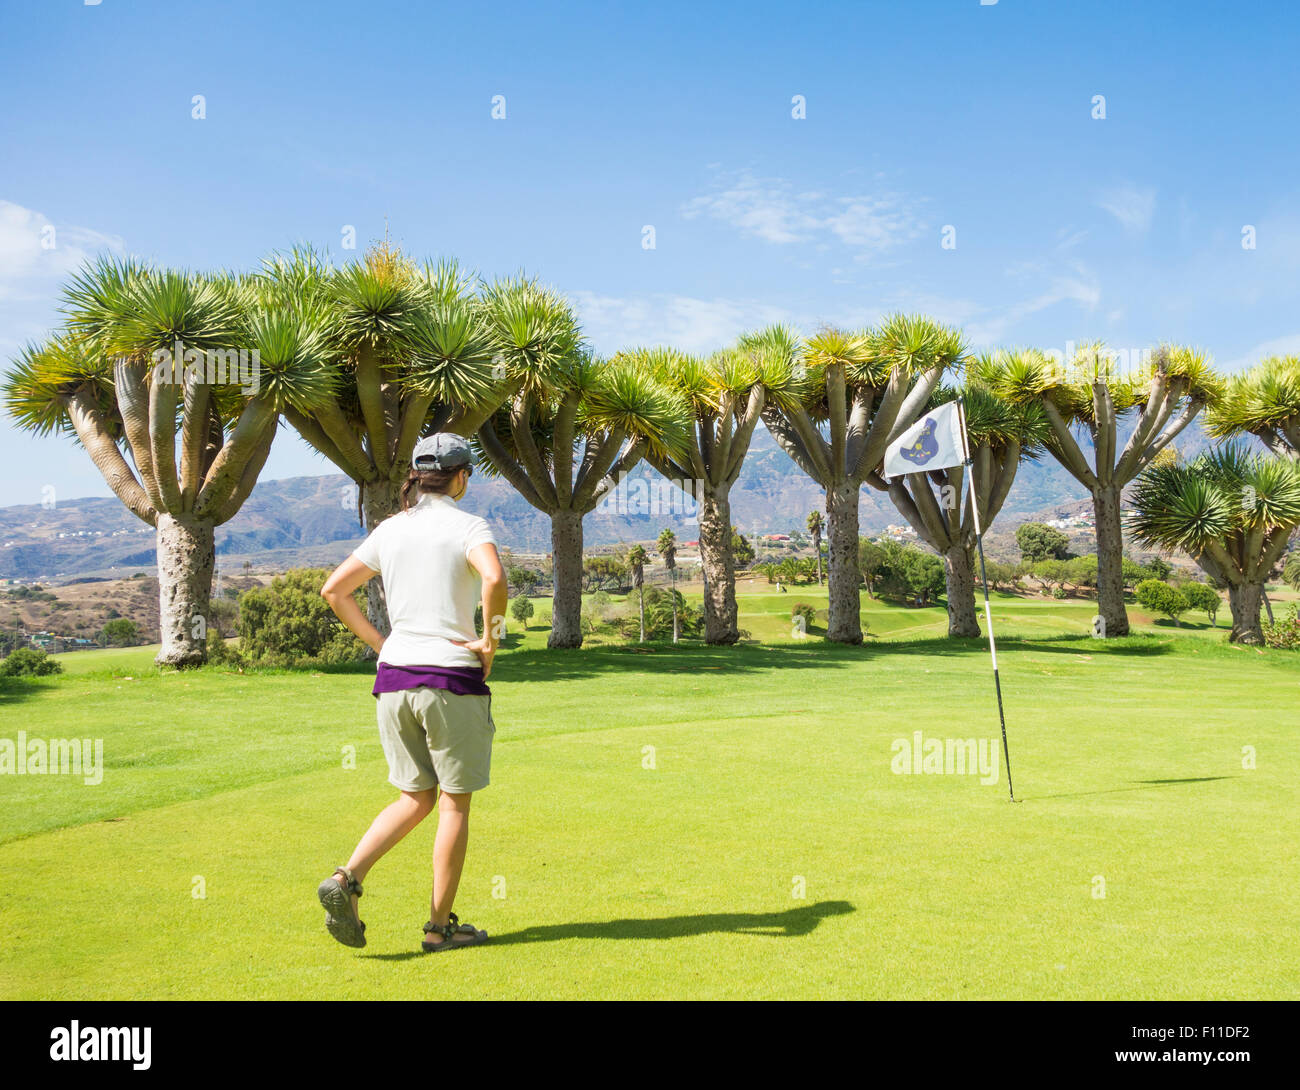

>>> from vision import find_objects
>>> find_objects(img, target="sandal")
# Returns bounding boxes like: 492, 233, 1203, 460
421, 912, 488, 953
317, 866, 367, 948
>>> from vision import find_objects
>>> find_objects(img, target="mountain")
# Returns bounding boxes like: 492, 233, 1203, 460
0, 419, 1215, 581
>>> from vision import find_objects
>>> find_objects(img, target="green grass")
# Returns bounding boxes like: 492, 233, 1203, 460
2, 590, 1297, 999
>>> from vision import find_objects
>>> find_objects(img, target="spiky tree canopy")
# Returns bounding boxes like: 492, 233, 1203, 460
615, 345, 772, 492
1205, 355, 1300, 458
657, 528, 677, 569
4, 257, 337, 526
472, 279, 689, 515
876, 352, 1051, 553
1129, 445, 1300, 586
749, 314, 965, 486
997, 342, 1223, 489
266, 246, 502, 492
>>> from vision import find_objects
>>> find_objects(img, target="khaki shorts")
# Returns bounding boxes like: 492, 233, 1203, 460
376, 688, 495, 794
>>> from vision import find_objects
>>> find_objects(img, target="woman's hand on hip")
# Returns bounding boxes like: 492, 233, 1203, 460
454, 636, 496, 680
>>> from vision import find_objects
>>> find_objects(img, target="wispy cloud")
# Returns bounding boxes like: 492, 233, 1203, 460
0, 200, 125, 359
1220, 333, 1300, 373
571, 290, 796, 355
963, 262, 1102, 347
681, 171, 924, 255
0, 200, 123, 304
1096, 184, 1157, 234
572, 271, 1107, 359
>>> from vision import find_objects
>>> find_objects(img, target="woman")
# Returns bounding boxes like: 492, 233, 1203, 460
316, 433, 507, 953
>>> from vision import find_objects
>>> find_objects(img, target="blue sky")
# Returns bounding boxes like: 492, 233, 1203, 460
2, 0, 1299, 505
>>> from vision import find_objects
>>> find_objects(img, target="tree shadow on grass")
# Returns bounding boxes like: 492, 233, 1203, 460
359, 900, 855, 961
258, 631, 1177, 686
1025, 776, 1238, 802
483, 643, 873, 683
0, 677, 58, 706
1149, 618, 1217, 632
865, 633, 1177, 660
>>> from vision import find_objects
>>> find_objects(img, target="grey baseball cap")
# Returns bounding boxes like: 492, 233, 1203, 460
412, 433, 474, 471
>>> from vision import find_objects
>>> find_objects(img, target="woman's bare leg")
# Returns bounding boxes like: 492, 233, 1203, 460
424, 790, 476, 945
330, 789, 438, 911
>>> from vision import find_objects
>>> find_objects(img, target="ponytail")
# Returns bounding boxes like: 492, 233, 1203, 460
401, 465, 462, 510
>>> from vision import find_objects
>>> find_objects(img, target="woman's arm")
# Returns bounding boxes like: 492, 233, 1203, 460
320, 555, 385, 654
456, 542, 507, 679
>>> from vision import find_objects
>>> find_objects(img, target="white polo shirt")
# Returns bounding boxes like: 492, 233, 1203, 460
352, 491, 497, 668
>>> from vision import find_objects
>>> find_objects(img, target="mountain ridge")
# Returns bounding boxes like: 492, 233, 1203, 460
0, 420, 1214, 580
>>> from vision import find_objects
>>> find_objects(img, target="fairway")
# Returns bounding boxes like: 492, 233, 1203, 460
2, 591, 1297, 1001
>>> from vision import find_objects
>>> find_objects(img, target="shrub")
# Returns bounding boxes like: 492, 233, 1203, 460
1121, 557, 1149, 589
872, 541, 944, 605
617, 587, 702, 640
1262, 603, 1300, 649
1016, 522, 1071, 563
1032, 559, 1068, 593
1065, 554, 1098, 590
0, 647, 62, 677
791, 602, 817, 631
206, 629, 246, 667
983, 559, 1025, 591
731, 527, 756, 568
1144, 557, 1173, 582
207, 596, 240, 638
510, 595, 535, 629
238, 568, 367, 664
98, 618, 140, 647
1180, 581, 1221, 625
1134, 579, 1190, 625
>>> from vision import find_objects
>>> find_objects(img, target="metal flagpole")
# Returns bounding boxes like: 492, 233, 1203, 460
955, 394, 1016, 802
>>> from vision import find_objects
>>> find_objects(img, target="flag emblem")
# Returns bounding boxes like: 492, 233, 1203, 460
898, 418, 940, 466
883, 400, 966, 478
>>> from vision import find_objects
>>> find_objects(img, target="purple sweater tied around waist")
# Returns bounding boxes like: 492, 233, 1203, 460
372, 662, 490, 698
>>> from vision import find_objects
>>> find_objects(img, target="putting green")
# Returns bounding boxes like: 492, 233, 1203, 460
2, 592, 1297, 999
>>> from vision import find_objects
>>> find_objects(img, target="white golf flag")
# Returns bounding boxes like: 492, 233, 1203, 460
883, 401, 966, 478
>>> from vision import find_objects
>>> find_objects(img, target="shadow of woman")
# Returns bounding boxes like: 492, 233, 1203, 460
360, 900, 854, 960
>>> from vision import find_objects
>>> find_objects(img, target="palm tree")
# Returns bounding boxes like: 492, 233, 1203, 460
267, 246, 503, 631
1206, 355, 1300, 459
751, 315, 965, 643
628, 543, 649, 642
806, 509, 824, 585
626, 347, 783, 644
4, 258, 335, 666
475, 296, 688, 648
874, 355, 1050, 636
1129, 446, 1300, 644
998, 343, 1222, 637
657, 528, 679, 643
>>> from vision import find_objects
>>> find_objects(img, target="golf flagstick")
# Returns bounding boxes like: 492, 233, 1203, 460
955, 395, 1016, 802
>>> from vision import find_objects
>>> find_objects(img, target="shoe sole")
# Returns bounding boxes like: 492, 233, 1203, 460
317, 878, 366, 948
